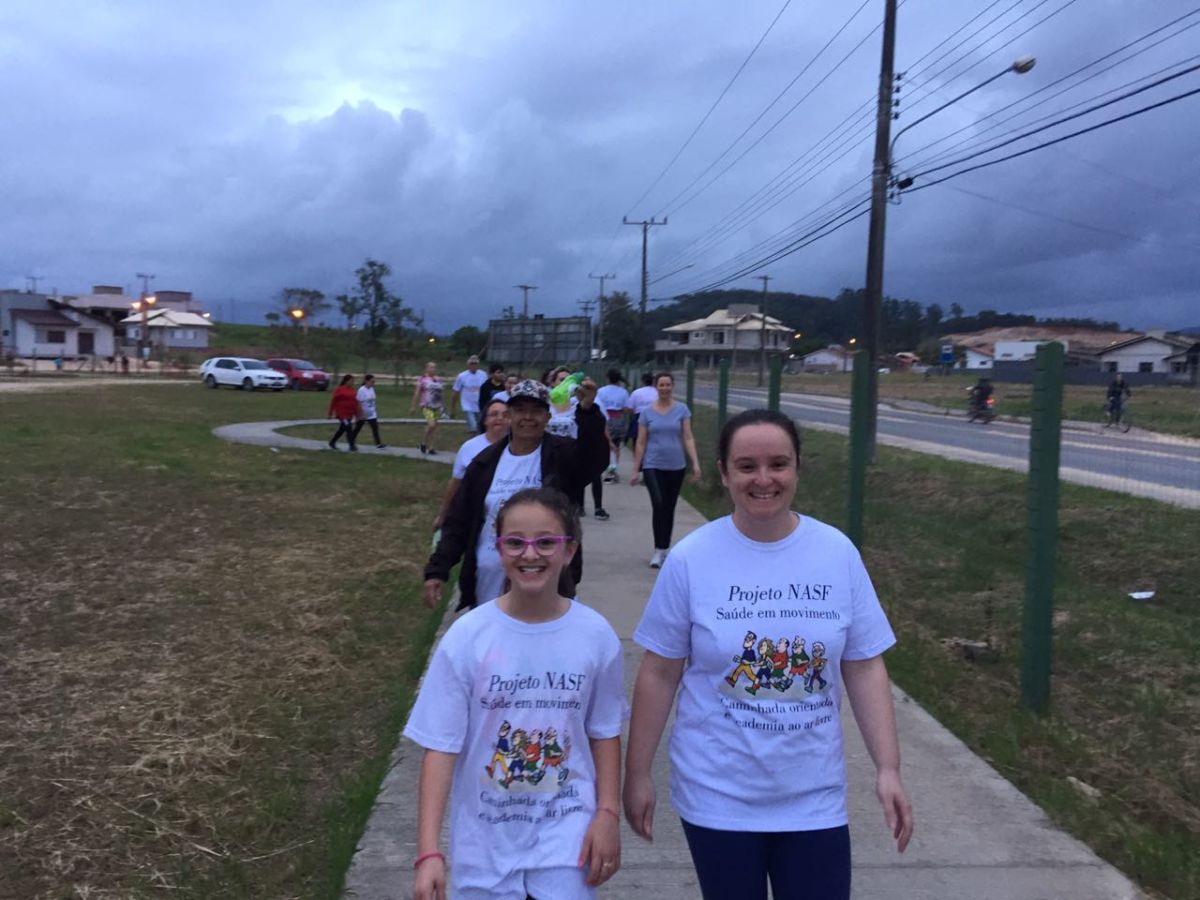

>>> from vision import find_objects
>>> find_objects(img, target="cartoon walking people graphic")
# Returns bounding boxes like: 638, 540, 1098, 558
725, 631, 758, 688
522, 729, 544, 785
747, 637, 776, 695
542, 728, 572, 786
771, 637, 792, 691
805, 641, 829, 693
501, 729, 529, 788
485, 720, 512, 781
789, 636, 810, 682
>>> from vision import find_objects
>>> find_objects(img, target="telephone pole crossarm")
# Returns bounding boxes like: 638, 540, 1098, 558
623, 216, 667, 362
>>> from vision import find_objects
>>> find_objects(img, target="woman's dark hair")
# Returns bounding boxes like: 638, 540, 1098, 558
654, 371, 674, 386
640, 372, 654, 386
340, 373, 354, 386
606, 368, 624, 385
363, 373, 375, 383
495, 487, 582, 597
484, 397, 509, 416
717, 409, 802, 470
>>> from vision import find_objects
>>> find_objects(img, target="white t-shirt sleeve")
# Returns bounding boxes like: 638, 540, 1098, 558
586, 633, 628, 739
841, 548, 897, 660
403, 628, 472, 753
453, 372, 466, 393
632, 554, 691, 659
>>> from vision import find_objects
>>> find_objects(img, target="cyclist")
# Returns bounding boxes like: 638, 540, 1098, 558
1105, 373, 1131, 425
967, 376, 993, 412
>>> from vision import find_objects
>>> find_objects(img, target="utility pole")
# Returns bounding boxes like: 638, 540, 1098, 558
135, 272, 156, 368
577, 297, 596, 364
25, 275, 41, 293
862, 0, 898, 463
514, 284, 537, 374
755, 274, 771, 387
589, 272, 615, 360
623, 216, 667, 361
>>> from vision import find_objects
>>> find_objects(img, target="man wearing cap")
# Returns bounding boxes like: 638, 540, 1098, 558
423, 377, 609, 610
451, 355, 488, 432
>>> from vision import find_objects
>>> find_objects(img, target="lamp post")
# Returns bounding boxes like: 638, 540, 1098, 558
861, 30, 1036, 459
133, 294, 157, 370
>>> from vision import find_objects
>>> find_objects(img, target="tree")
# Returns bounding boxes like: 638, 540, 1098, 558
278, 287, 330, 324
949, 302, 964, 320
923, 303, 943, 333
450, 325, 487, 357
602, 291, 641, 362
351, 259, 413, 339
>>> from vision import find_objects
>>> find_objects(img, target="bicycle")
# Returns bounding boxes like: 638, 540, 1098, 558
1105, 399, 1132, 433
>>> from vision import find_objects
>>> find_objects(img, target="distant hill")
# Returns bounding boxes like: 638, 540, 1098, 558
942, 325, 1138, 353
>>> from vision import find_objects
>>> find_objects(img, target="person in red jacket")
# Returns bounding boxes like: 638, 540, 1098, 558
327, 374, 360, 452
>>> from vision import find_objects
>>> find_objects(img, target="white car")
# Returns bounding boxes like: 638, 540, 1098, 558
199, 357, 289, 391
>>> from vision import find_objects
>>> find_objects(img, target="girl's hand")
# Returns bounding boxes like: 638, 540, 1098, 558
690, 463, 702, 484
578, 809, 621, 886
630, 471, 642, 486
876, 768, 914, 853
622, 771, 656, 841
422, 579, 445, 610
413, 855, 446, 900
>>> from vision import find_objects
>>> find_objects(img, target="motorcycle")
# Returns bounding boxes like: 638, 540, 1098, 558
967, 395, 995, 424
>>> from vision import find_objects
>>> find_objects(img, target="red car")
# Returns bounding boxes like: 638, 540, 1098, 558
266, 358, 330, 391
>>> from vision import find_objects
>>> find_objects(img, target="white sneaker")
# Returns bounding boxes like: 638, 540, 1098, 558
649, 549, 665, 569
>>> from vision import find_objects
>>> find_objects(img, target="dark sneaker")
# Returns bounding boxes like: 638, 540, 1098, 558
328, 441, 337, 450
594, 509, 610, 521
376, 443, 387, 449
419, 444, 427, 454
349, 445, 358, 452
426, 448, 438, 455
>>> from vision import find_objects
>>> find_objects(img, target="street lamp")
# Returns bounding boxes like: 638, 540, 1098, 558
132, 294, 157, 369
861, 46, 1036, 458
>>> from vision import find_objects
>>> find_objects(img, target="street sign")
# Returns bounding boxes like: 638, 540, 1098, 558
940, 343, 954, 365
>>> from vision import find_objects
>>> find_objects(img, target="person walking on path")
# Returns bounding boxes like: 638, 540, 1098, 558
351, 374, 387, 449
625, 372, 655, 449
407, 487, 625, 900
452, 355, 488, 433
630, 372, 701, 567
545, 367, 611, 521
432, 398, 510, 531
423, 378, 608, 611
327, 373, 359, 452
596, 368, 631, 485
476, 362, 506, 429
411, 361, 445, 455
623, 409, 913, 900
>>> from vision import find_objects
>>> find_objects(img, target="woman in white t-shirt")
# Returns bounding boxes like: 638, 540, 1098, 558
432, 398, 510, 531
623, 409, 913, 900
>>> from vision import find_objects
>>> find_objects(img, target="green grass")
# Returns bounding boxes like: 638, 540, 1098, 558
0, 382, 454, 898
683, 408, 1199, 900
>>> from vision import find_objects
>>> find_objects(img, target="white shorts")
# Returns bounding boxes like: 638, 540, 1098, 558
453, 864, 595, 900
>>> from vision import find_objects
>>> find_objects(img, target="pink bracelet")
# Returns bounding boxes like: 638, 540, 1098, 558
597, 806, 620, 821
413, 851, 446, 870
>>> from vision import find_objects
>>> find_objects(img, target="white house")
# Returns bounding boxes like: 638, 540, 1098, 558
0, 291, 115, 359
120, 308, 213, 350
1095, 332, 1194, 375
654, 304, 792, 369
963, 347, 994, 369
798, 344, 855, 373
993, 339, 1069, 362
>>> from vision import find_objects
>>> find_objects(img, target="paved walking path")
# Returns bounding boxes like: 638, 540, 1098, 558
216, 420, 1143, 899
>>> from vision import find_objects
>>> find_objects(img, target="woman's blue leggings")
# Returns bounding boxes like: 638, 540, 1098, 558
680, 820, 851, 900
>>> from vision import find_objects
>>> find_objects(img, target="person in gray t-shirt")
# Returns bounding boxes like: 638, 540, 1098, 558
630, 372, 702, 568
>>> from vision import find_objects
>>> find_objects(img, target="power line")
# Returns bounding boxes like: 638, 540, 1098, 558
621, 0, 794, 218
904, 83, 1200, 194
909, 62, 1200, 182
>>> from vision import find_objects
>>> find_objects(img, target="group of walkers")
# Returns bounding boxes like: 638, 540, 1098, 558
326, 373, 385, 452
407, 360, 914, 899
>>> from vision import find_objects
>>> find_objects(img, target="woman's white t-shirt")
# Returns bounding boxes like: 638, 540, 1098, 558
546, 397, 578, 440
404, 600, 626, 885
633, 514, 895, 832
474, 446, 542, 605
453, 432, 495, 479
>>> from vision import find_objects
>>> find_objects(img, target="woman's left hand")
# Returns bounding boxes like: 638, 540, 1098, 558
576, 378, 597, 408
690, 463, 702, 484
577, 810, 621, 885
876, 768, 913, 852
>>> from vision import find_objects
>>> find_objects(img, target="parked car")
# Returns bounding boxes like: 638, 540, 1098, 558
266, 357, 330, 391
199, 357, 289, 391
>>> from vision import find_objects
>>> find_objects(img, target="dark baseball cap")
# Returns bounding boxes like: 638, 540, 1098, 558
506, 379, 550, 408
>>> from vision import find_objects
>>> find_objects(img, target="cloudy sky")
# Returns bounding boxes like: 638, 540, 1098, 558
4, 0, 1198, 331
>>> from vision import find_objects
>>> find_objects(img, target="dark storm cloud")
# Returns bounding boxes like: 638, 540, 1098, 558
3, 1, 1198, 330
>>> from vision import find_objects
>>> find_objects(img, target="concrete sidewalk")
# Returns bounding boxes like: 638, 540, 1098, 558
337, 453, 1140, 899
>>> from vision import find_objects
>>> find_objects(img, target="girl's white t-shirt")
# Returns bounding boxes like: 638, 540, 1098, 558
633, 514, 896, 831
474, 446, 542, 605
404, 600, 627, 883
546, 397, 578, 439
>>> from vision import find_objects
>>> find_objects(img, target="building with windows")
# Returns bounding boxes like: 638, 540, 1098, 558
1094, 331, 1197, 380
1, 290, 115, 360
653, 304, 791, 369
119, 308, 213, 350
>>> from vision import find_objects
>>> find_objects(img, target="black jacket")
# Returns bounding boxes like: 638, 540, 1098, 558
424, 405, 609, 610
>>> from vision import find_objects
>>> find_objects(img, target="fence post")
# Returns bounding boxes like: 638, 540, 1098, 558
768, 354, 782, 412
717, 357, 730, 432
846, 351, 870, 548
1021, 341, 1065, 714
686, 357, 695, 410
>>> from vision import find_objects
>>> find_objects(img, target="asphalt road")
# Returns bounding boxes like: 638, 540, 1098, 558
693, 385, 1200, 508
